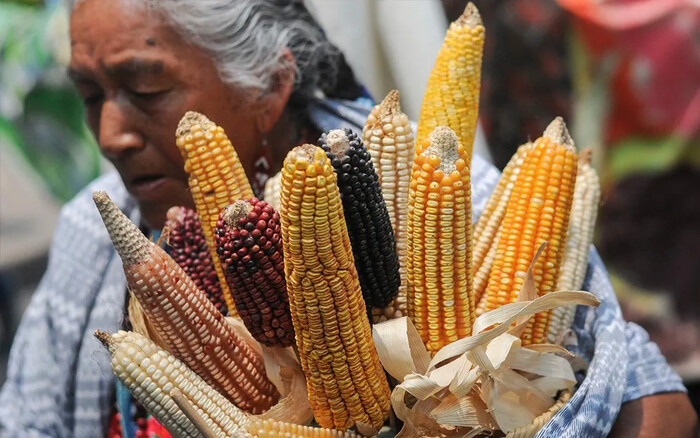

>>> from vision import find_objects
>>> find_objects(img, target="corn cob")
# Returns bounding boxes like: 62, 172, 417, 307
481, 118, 578, 345
93, 192, 279, 413
249, 419, 357, 437
406, 126, 474, 354
263, 171, 282, 211
176, 111, 255, 315
474, 143, 532, 315
279, 144, 391, 431
94, 330, 251, 438
416, 3, 485, 159
318, 128, 400, 310
165, 206, 228, 315
215, 198, 295, 347
547, 150, 600, 343
362, 90, 414, 322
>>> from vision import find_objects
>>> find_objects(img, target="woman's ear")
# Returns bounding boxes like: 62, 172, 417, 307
255, 49, 296, 134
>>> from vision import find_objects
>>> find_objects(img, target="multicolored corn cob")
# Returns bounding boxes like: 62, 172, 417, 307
262, 171, 282, 211
215, 198, 295, 348
93, 192, 279, 413
94, 330, 252, 438
416, 3, 485, 159
165, 206, 228, 315
318, 128, 400, 310
406, 126, 474, 354
279, 144, 391, 431
480, 118, 578, 345
176, 111, 255, 315
474, 143, 532, 315
362, 90, 415, 322
547, 150, 600, 343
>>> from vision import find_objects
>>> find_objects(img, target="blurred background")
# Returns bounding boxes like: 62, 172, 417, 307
1, 0, 698, 410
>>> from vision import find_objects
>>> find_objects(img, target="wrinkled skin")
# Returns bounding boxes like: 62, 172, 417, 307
69, 0, 293, 228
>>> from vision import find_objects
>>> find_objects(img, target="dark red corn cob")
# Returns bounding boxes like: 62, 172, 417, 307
165, 206, 228, 315
215, 198, 295, 347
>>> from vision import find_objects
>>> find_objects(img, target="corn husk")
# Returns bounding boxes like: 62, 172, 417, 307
225, 317, 313, 425
373, 247, 600, 437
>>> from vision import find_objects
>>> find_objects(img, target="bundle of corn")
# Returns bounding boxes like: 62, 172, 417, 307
318, 128, 400, 311
473, 143, 532, 314
165, 206, 228, 315
479, 118, 578, 345
547, 149, 600, 343
215, 198, 295, 348
362, 90, 414, 322
406, 126, 474, 354
416, 3, 485, 159
94, 330, 251, 438
176, 111, 255, 315
93, 192, 279, 413
279, 144, 391, 432
262, 171, 282, 211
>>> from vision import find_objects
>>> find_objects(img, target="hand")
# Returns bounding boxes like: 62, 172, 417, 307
610, 392, 697, 437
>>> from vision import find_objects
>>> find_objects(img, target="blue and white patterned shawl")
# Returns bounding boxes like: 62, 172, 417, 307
0, 99, 685, 437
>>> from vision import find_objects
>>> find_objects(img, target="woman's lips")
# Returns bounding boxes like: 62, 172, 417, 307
128, 175, 171, 200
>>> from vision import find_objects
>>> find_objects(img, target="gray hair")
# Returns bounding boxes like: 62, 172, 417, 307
67, 0, 360, 104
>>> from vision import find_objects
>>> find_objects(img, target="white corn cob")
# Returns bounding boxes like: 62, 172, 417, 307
547, 150, 600, 343
263, 171, 282, 211
474, 143, 531, 315
248, 419, 358, 437
363, 90, 415, 322
95, 330, 251, 438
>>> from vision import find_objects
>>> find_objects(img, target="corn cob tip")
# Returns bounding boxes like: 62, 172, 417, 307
289, 143, 319, 162
165, 205, 184, 222
424, 126, 460, 171
580, 148, 593, 166
543, 117, 575, 149
457, 2, 482, 27
378, 90, 401, 117
93, 329, 113, 351
176, 111, 214, 138
222, 200, 253, 228
93, 191, 151, 265
324, 129, 352, 156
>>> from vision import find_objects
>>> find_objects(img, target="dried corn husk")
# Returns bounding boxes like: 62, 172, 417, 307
373, 249, 600, 437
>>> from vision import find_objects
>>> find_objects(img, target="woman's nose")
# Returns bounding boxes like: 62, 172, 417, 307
98, 99, 144, 158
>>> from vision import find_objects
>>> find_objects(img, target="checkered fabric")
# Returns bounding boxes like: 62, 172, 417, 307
0, 99, 685, 437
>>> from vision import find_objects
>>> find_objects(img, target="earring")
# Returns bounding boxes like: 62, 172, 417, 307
253, 136, 272, 197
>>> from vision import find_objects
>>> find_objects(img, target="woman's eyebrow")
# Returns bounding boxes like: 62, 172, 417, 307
105, 58, 166, 77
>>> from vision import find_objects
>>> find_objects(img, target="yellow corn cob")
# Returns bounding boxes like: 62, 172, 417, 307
94, 330, 251, 438
362, 90, 415, 322
416, 3, 485, 159
481, 118, 578, 345
406, 126, 474, 354
279, 145, 391, 431
93, 192, 279, 413
249, 419, 357, 437
474, 143, 532, 315
547, 150, 600, 343
263, 171, 282, 211
176, 111, 255, 315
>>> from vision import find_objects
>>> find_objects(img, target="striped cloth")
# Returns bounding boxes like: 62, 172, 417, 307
0, 99, 685, 437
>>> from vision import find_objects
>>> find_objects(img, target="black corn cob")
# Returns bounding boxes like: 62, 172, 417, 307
215, 198, 295, 347
318, 128, 400, 309
165, 206, 228, 315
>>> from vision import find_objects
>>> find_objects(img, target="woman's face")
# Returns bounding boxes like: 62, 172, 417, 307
69, 0, 261, 228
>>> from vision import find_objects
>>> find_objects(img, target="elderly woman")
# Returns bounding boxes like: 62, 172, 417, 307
0, 0, 696, 437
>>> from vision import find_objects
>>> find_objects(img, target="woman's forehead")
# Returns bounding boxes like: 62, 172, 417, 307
69, 0, 189, 68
